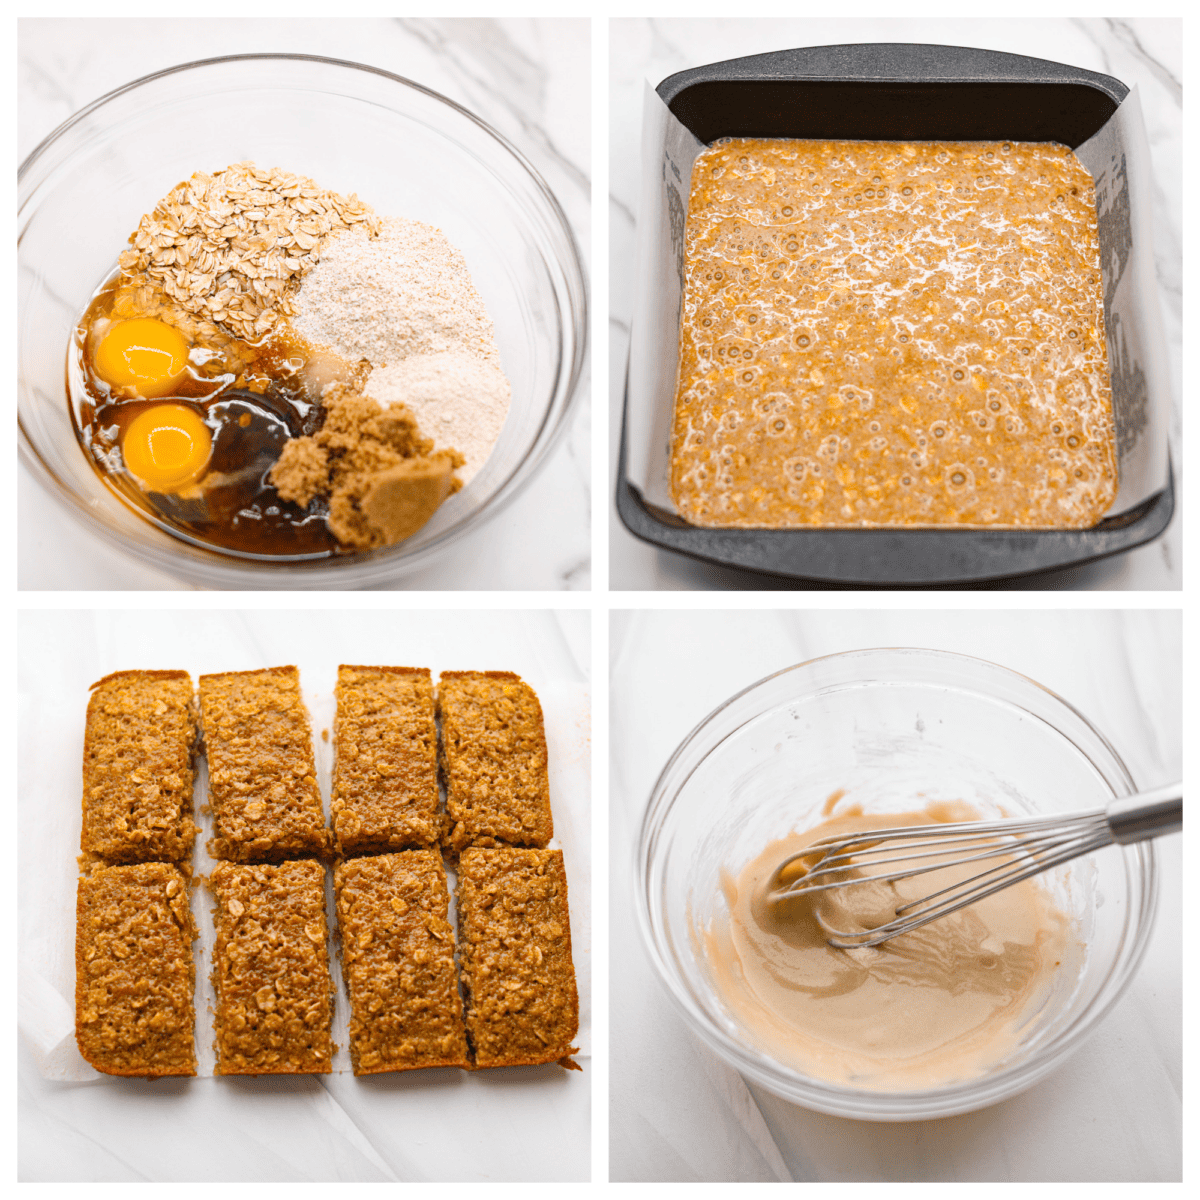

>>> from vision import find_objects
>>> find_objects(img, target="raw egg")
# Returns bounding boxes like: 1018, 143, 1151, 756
94, 318, 189, 397
122, 404, 212, 492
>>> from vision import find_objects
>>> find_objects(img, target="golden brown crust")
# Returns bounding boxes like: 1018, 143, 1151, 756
208, 860, 333, 1075
81, 670, 198, 864
334, 852, 469, 1075
437, 671, 552, 853
331, 666, 442, 855
199, 667, 331, 862
75, 862, 198, 1077
456, 848, 579, 1068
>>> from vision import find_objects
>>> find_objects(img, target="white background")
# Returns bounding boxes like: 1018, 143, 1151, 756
12, 13, 1190, 1189
609, 609, 1181, 1181
18, 608, 590, 1181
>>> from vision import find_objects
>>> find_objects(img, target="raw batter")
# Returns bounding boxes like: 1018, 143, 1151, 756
670, 138, 1117, 528
705, 800, 1076, 1090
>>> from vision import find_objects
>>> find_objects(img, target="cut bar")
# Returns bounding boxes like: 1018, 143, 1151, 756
200, 666, 330, 862
81, 670, 198, 864
208, 860, 333, 1075
331, 666, 441, 855
437, 671, 552, 853
456, 847, 579, 1068
75, 862, 197, 1077
334, 851, 469, 1075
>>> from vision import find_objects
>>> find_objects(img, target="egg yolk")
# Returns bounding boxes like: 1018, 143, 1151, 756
122, 404, 212, 492
94, 318, 190, 397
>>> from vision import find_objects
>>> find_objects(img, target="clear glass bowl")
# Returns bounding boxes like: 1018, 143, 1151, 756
637, 648, 1159, 1121
18, 54, 587, 588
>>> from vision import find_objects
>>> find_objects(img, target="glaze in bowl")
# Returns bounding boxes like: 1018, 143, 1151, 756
636, 647, 1158, 1120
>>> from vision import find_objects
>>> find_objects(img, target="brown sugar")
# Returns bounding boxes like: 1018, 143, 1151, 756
208, 859, 333, 1075
199, 667, 330, 862
331, 666, 442, 855
437, 671, 553, 853
81, 670, 199, 864
456, 848, 579, 1068
270, 380, 464, 549
75, 862, 198, 1078
671, 138, 1117, 528
334, 852, 469, 1075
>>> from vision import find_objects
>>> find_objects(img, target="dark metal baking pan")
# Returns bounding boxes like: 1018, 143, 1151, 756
616, 43, 1174, 587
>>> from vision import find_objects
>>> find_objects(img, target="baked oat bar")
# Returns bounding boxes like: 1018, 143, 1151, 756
334, 851, 469, 1075
208, 860, 333, 1075
81, 670, 198, 864
456, 848, 579, 1069
437, 671, 552, 853
75, 862, 197, 1077
200, 666, 330, 862
331, 666, 441, 855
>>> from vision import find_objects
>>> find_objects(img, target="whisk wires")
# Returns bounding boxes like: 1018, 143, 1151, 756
771, 812, 1113, 949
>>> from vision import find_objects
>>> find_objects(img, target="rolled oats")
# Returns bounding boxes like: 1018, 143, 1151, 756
118, 161, 379, 342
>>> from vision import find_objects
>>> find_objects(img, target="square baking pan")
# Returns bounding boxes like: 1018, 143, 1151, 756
616, 43, 1174, 587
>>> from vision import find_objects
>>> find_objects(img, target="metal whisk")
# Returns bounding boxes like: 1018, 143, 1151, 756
766, 785, 1181, 949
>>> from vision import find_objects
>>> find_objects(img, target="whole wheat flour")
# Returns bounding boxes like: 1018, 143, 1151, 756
367, 353, 511, 485
293, 216, 502, 368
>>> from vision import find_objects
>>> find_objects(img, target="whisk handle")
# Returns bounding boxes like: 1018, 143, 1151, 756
1107, 783, 1182, 844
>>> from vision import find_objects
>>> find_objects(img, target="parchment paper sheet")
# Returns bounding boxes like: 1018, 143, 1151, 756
627, 80, 1170, 518
19, 608, 590, 1181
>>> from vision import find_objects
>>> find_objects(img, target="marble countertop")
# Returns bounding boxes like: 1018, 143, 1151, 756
19, 608, 590, 1181
609, 609, 1181, 1180
609, 18, 1181, 590
19, 18, 590, 591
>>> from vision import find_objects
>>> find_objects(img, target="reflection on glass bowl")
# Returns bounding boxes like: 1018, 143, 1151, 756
637, 648, 1159, 1121
19, 54, 587, 588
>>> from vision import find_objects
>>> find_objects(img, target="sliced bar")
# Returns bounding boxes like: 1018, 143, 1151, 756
456, 847, 579, 1068
437, 671, 552, 853
75, 862, 197, 1077
200, 666, 330, 862
334, 851, 469, 1075
331, 666, 441, 855
81, 669, 198, 864
208, 860, 333, 1075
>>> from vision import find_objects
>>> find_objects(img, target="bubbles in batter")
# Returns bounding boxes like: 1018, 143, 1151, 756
670, 138, 1118, 528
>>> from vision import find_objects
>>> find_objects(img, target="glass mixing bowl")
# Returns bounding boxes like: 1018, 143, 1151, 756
18, 54, 587, 588
637, 648, 1159, 1121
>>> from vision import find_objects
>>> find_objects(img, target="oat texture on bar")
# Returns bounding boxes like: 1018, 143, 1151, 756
456, 848, 579, 1068
334, 851, 469, 1075
200, 667, 330, 862
331, 666, 441, 855
208, 860, 333, 1075
75, 862, 198, 1077
437, 671, 552, 853
81, 670, 198, 864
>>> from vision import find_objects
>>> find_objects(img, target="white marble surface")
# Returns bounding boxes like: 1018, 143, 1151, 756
609, 18, 1182, 590
610, 610, 1181, 1180
19, 608, 590, 1181
19, 18, 590, 591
